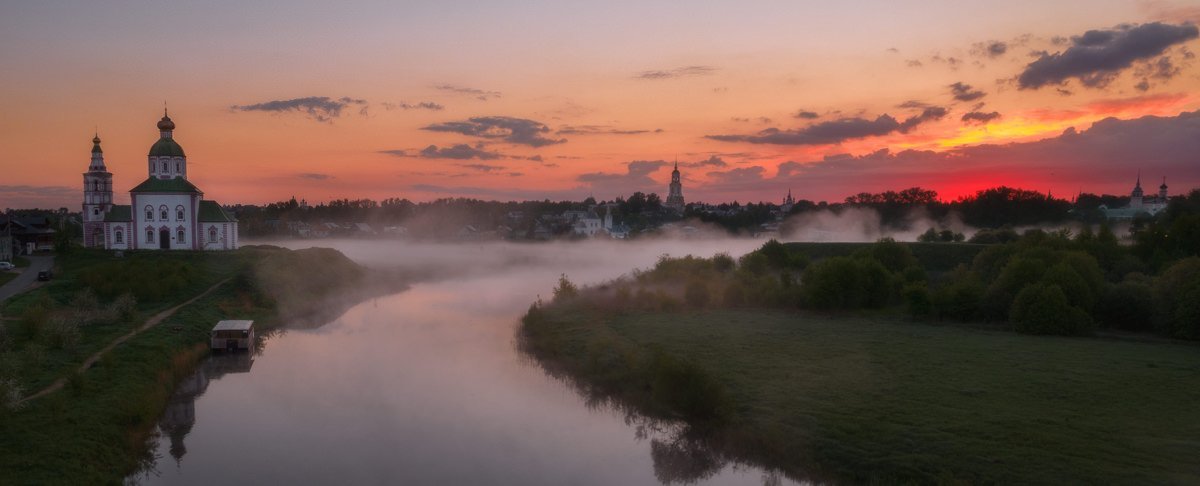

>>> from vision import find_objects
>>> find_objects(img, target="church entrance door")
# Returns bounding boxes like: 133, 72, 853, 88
159, 229, 170, 249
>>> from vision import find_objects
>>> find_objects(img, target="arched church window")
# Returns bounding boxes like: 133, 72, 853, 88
160, 206, 168, 220
176, 162, 181, 172
115, 230, 123, 244
146, 229, 154, 243
162, 162, 168, 172
176, 206, 185, 221
145, 206, 154, 220
177, 228, 186, 244
209, 227, 218, 243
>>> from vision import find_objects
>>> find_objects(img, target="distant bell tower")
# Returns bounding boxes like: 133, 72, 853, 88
665, 160, 685, 212
1130, 171, 1144, 209
1159, 177, 1168, 201
148, 109, 187, 180
82, 134, 114, 247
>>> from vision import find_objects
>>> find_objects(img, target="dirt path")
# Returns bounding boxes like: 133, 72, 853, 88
18, 278, 231, 405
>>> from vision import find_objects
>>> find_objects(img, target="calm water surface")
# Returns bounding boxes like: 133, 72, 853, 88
130, 239, 803, 485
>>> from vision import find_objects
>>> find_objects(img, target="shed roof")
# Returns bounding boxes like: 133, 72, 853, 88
212, 320, 254, 332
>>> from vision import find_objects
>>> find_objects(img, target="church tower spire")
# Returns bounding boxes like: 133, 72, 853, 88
83, 133, 114, 247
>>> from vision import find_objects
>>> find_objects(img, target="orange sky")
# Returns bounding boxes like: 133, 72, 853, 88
2, 1, 1199, 209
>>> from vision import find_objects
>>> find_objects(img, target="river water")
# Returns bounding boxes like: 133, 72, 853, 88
129, 239, 803, 485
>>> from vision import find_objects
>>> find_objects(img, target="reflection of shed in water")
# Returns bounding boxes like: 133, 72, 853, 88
157, 353, 255, 463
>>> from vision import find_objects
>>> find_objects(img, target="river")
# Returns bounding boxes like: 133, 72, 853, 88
128, 238, 804, 485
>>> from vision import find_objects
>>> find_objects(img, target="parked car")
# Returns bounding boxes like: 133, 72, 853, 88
0, 262, 13, 271
37, 270, 52, 281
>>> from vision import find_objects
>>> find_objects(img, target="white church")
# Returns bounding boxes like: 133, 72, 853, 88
82, 111, 239, 250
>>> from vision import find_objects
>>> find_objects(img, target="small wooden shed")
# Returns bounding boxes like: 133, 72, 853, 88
211, 320, 254, 352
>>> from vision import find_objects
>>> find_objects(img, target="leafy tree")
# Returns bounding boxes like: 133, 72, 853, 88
1095, 281, 1154, 331
870, 237, 917, 273
1010, 283, 1092, 336
932, 267, 985, 321
1152, 257, 1200, 339
684, 280, 710, 308
553, 274, 578, 301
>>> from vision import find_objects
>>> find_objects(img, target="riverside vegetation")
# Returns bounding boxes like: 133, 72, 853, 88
520, 189, 1200, 484
0, 245, 398, 484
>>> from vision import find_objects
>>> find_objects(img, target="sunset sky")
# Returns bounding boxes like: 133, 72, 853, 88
3, 0, 1200, 209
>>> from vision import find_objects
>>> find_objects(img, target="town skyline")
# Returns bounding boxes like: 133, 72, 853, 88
3, 1, 1200, 209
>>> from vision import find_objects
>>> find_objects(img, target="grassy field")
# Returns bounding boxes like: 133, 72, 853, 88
524, 306, 1200, 484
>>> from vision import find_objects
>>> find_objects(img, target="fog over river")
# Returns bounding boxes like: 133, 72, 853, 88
129, 238, 807, 485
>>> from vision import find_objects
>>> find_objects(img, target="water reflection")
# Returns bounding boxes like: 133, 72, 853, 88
156, 353, 255, 465
128, 239, 802, 485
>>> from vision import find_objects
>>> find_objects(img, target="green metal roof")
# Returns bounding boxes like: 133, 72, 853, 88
104, 205, 131, 222
198, 200, 237, 222
129, 177, 201, 194
149, 137, 185, 157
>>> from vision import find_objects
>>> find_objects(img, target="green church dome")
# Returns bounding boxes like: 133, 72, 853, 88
149, 137, 185, 157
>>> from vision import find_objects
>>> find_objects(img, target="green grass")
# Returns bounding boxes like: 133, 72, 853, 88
785, 242, 988, 272
0, 272, 16, 287
524, 306, 1200, 484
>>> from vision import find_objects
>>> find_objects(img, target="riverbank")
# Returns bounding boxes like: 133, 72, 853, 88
0, 246, 403, 484
521, 304, 1200, 484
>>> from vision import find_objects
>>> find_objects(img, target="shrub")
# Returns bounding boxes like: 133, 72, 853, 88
45, 315, 81, 351
711, 253, 735, 273
737, 252, 770, 277
1041, 263, 1099, 312
722, 281, 748, 307
901, 265, 928, 284
871, 237, 918, 273
932, 267, 985, 321
1153, 257, 1200, 339
903, 282, 934, 318
553, 274, 579, 302
684, 280, 710, 309
1010, 283, 1092, 336
802, 256, 894, 309
1095, 281, 1154, 331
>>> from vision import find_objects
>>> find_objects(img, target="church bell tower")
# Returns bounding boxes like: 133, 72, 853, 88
83, 134, 114, 247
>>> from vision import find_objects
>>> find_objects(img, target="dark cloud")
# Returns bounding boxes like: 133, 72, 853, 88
379, 144, 504, 160
961, 111, 1003, 125
972, 40, 1009, 58
906, 59, 924, 67
458, 163, 504, 172
297, 173, 333, 180
433, 84, 501, 101
634, 65, 718, 80
1135, 78, 1152, 91
949, 82, 987, 102
681, 156, 728, 168
383, 101, 444, 111
231, 96, 367, 122
707, 107, 946, 145
931, 55, 962, 69
419, 144, 503, 160
1018, 22, 1199, 89
794, 110, 820, 119
555, 125, 658, 135
577, 160, 668, 194
705, 166, 766, 185
422, 116, 566, 147
886, 47, 900, 54
898, 100, 930, 109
